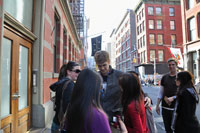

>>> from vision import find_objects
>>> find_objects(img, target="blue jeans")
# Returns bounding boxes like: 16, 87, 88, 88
51, 120, 60, 132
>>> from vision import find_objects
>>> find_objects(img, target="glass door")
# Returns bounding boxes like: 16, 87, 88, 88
1, 27, 32, 133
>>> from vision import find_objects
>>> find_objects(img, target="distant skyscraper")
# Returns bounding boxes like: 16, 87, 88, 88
91, 35, 102, 56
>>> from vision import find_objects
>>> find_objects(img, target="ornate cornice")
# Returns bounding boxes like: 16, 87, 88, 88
4, 12, 37, 41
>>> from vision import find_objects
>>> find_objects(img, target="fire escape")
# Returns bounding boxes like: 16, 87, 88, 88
69, 0, 84, 40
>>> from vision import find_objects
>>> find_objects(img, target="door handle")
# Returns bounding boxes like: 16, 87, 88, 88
12, 93, 21, 99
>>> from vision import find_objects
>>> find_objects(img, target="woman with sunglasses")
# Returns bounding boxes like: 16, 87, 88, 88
171, 71, 200, 133
63, 68, 127, 133
50, 61, 81, 132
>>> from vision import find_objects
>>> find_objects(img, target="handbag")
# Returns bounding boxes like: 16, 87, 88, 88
145, 107, 157, 133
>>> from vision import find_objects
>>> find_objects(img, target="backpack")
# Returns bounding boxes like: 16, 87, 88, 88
58, 80, 71, 124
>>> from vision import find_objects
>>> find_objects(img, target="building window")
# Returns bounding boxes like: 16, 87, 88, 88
170, 20, 175, 30
142, 9, 144, 17
142, 21, 145, 31
156, 7, 162, 16
54, 13, 60, 73
149, 20, 154, 29
150, 50, 156, 62
137, 26, 139, 35
63, 29, 67, 64
171, 34, 177, 46
143, 35, 146, 46
188, 17, 197, 41
149, 34, 155, 45
144, 51, 146, 62
157, 20, 162, 29
169, 7, 175, 16
158, 50, 164, 61
140, 24, 142, 33
188, 0, 194, 9
148, 7, 154, 15
140, 37, 143, 48
157, 34, 164, 45
138, 39, 140, 49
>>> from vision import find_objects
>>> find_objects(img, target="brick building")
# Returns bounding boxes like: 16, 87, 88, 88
135, 0, 183, 79
0, 0, 84, 132
181, 0, 200, 84
112, 9, 137, 72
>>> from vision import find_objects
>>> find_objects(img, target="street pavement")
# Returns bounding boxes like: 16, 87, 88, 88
142, 85, 200, 133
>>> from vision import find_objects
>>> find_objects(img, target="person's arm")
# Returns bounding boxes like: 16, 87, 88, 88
62, 82, 74, 112
156, 86, 163, 115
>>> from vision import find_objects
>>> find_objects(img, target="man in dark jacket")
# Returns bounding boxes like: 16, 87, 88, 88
94, 50, 151, 132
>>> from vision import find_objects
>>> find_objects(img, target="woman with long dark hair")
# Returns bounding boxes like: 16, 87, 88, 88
64, 68, 127, 133
171, 71, 200, 132
50, 61, 81, 132
119, 73, 148, 133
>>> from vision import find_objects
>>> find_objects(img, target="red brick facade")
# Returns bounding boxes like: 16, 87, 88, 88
135, 1, 183, 65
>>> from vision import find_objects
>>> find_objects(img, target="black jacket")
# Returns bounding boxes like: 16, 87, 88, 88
50, 77, 74, 124
175, 88, 200, 133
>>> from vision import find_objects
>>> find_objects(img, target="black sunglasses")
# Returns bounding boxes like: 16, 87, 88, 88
71, 69, 81, 73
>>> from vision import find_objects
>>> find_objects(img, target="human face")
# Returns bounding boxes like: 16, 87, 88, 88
168, 61, 177, 74
68, 66, 81, 81
97, 61, 110, 76
175, 77, 180, 86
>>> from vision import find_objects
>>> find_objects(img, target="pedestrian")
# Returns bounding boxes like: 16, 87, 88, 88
63, 68, 127, 133
94, 50, 151, 132
128, 71, 157, 133
171, 71, 200, 133
50, 61, 81, 132
119, 73, 149, 133
156, 58, 178, 133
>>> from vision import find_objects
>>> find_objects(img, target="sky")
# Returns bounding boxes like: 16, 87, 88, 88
85, 0, 141, 56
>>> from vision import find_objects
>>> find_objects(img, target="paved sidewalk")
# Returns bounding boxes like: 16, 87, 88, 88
28, 121, 52, 133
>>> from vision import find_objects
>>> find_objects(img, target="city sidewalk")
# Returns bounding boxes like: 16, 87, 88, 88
28, 121, 52, 133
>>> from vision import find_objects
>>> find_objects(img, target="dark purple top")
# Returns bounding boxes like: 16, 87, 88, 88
84, 107, 111, 133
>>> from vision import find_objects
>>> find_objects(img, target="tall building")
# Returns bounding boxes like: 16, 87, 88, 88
181, 0, 200, 84
135, 0, 183, 79
0, 0, 84, 132
113, 9, 137, 72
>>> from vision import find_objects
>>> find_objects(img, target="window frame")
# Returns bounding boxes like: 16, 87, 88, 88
157, 34, 164, 45
158, 50, 164, 62
148, 7, 154, 15
149, 19, 154, 29
150, 50, 156, 62
156, 20, 162, 29
171, 34, 177, 46
156, 7, 162, 16
149, 34, 155, 45
170, 20, 176, 30
169, 7, 175, 16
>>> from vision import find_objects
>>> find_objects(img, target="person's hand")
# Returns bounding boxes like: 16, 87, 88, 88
168, 96, 175, 103
164, 96, 171, 106
144, 97, 151, 107
118, 118, 127, 133
156, 105, 160, 115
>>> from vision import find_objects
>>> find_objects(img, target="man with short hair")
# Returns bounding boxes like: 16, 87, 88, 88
156, 58, 178, 133
94, 50, 151, 132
